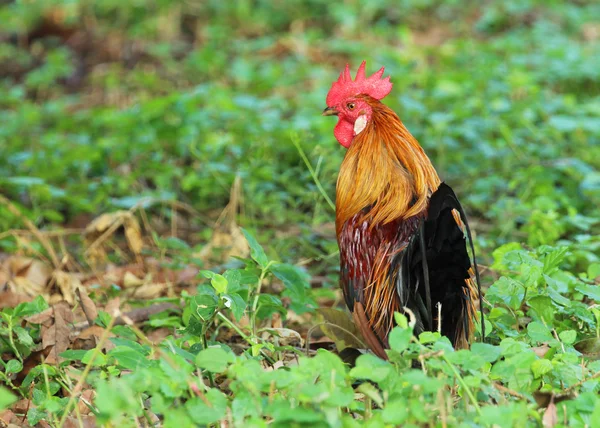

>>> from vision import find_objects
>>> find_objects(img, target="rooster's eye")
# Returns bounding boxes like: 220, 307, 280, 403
347, 102, 356, 110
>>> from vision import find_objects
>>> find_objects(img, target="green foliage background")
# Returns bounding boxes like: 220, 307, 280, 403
1, 0, 600, 426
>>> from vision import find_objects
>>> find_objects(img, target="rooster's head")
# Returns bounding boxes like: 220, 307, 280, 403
323, 61, 393, 148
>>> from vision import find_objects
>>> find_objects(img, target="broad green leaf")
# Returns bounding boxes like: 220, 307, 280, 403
531, 359, 553, 378
241, 228, 269, 268
185, 389, 227, 424
527, 321, 554, 343
13, 296, 49, 318
0, 387, 16, 410
559, 330, 577, 345
350, 354, 392, 382
389, 327, 412, 353
195, 347, 235, 372
223, 293, 246, 321
5, 359, 23, 374
211, 274, 228, 295
109, 346, 153, 370
471, 343, 502, 363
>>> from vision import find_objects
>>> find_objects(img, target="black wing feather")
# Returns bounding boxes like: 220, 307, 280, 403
396, 182, 484, 345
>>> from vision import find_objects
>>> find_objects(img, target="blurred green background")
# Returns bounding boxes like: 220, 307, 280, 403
1, 0, 599, 270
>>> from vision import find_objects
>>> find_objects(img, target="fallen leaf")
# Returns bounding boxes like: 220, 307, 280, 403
84, 211, 144, 265
123, 214, 143, 255
43, 302, 72, 364
122, 271, 145, 288
318, 308, 366, 351
262, 328, 303, 347
127, 282, 165, 299
0, 410, 15, 425
25, 308, 54, 325
53, 270, 83, 305
0, 291, 31, 309
77, 389, 95, 415
62, 416, 96, 428
3, 257, 52, 298
76, 288, 98, 326
532, 344, 551, 358
543, 401, 557, 428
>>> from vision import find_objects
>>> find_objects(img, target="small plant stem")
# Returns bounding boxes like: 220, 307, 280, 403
217, 312, 251, 343
250, 262, 272, 337
291, 136, 336, 212
6, 319, 22, 361
58, 314, 117, 426
217, 312, 276, 365
442, 355, 482, 416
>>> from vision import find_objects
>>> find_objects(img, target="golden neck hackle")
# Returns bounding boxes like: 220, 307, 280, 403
335, 97, 441, 236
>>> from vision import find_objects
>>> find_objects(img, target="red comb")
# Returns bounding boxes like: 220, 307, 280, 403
326, 61, 393, 106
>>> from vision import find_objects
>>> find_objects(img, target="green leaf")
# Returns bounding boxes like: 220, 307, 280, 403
559, 330, 577, 345
528, 296, 554, 324
13, 296, 49, 318
471, 343, 502, 363
241, 228, 269, 268
211, 274, 228, 295
223, 293, 246, 321
531, 359, 552, 378
195, 347, 235, 372
575, 284, 600, 302
193, 291, 219, 321
350, 354, 392, 382
382, 399, 409, 424
5, 359, 23, 374
27, 407, 47, 426
108, 346, 152, 370
388, 327, 412, 353
588, 263, 600, 280
270, 263, 308, 299
13, 326, 34, 348
394, 312, 409, 329
527, 321, 554, 343
185, 389, 228, 424
59, 350, 89, 361
0, 387, 17, 411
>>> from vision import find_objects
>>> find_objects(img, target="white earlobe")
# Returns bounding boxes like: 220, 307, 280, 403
354, 115, 367, 135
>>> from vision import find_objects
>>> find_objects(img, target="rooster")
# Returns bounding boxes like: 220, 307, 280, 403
323, 61, 483, 359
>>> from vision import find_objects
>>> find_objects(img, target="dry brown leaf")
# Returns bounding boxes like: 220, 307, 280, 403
84, 211, 144, 264
543, 401, 557, 428
533, 344, 551, 358
0, 409, 15, 425
318, 308, 366, 351
123, 214, 143, 255
53, 270, 83, 305
3, 256, 52, 298
262, 328, 303, 347
146, 327, 172, 344
76, 288, 98, 326
11, 398, 33, 414
0, 291, 32, 309
77, 325, 106, 341
122, 271, 145, 288
62, 416, 96, 428
43, 302, 73, 364
126, 282, 164, 299
25, 307, 54, 325
77, 389, 95, 415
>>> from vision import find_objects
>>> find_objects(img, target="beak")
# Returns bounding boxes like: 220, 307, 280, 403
322, 106, 338, 116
